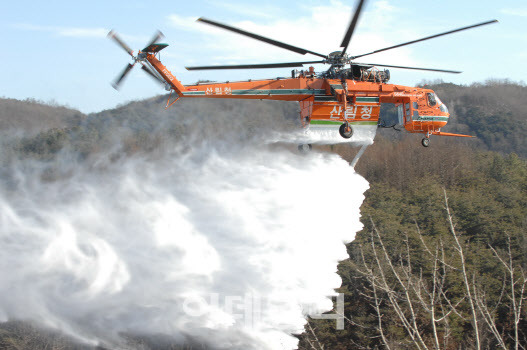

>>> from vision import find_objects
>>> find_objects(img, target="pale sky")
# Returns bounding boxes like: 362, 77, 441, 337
1, 0, 525, 113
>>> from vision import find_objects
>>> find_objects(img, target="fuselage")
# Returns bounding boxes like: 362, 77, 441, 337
179, 75, 450, 136
145, 52, 459, 143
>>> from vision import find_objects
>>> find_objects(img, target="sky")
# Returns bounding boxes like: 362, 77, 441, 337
1, 0, 526, 114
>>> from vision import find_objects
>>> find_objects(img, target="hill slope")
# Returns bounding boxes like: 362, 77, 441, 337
0, 98, 84, 136
3, 80, 525, 156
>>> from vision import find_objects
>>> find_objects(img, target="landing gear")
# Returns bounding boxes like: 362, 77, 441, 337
298, 144, 313, 152
421, 138, 430, 147
339, 122, 353, 139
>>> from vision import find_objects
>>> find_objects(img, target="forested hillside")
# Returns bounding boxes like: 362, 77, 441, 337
0, 98, 84, 137
2, 80, 524, 156
300, 137, 527, 349
0, 80, 525, 349
432, 80, 526, 156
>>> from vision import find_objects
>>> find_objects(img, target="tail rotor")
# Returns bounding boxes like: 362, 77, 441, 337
140, 63, 165, 86
107, 30, 134, 58
112, 62, 135, 90
145, 30, 164, 49
108, 30, 166, 90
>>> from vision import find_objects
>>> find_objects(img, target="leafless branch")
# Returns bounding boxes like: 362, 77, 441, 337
443, 189, 481, 350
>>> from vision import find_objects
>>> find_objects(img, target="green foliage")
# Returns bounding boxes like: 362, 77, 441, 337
300, 142, 527, 349
430, 81, 527, 157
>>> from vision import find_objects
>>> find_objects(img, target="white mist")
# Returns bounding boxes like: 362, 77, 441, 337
0, 112, 369, 349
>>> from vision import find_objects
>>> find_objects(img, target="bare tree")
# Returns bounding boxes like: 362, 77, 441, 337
355, 218, 470, 350
341, 191, 526, 350
303, 319, 325, 350
472, 235, 527, 350
443, 190, 481, 350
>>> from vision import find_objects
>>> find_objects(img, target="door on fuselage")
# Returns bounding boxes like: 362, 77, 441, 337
400, 99, 429, 134
398, 102, 410, 125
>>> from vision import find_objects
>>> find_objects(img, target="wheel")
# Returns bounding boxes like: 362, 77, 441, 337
298, 144, 313, 152
339, 123, 353, 139
421, 138, 430, 147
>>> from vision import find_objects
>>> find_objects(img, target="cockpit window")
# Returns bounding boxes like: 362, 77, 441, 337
427, 93, 437, 106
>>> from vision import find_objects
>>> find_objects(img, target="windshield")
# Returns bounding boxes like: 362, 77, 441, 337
434, 93, 443, 105
427, 93, 437, 106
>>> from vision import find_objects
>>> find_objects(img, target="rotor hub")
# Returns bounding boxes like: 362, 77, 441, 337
326, 51, 350, 67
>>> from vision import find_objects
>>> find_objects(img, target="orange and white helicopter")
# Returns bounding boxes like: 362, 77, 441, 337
108, 0, 497, 148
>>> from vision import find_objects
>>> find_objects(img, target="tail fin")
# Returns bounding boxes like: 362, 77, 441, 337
142, 43, 169, 53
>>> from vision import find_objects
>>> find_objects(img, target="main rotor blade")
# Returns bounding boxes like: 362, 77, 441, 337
141, 64, 165, 85
357, 62, 462, 73
146, 30, 165, 48
112, 63, 135, 90
108, 30, 134, 57
186, 61, 325, 70
197, 17, 327, 59
340, 0, 366, 56
351, 19, 498, 60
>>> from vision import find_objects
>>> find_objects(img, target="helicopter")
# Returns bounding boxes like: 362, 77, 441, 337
108, 0, 497, 148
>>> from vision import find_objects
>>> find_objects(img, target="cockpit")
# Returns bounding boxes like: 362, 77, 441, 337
427, 92, 448, 113
396, 91, 450, 128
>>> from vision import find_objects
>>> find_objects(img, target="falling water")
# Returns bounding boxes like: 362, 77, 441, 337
0, 101, 370, 349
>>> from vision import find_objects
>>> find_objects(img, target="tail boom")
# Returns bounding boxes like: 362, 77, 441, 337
146, 54, 186, 95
